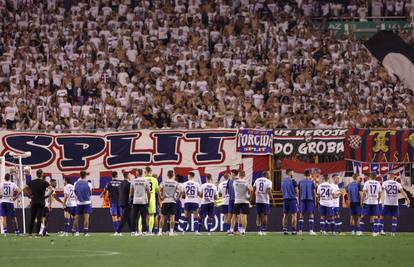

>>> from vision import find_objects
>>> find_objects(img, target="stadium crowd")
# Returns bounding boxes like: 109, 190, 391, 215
0, 0, 413, 132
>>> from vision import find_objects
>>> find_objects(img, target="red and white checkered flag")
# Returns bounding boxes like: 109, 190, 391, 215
348, 135, 362, 149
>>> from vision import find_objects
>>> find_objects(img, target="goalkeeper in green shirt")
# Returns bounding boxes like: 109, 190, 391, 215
144, 166, 159, 234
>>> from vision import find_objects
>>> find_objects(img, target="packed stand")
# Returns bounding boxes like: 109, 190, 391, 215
0, 0, 413, 132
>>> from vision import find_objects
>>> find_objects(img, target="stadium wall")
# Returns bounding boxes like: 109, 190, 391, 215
11, 208, 414, 233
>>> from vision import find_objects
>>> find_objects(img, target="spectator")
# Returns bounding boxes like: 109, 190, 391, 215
372, 0, 384, 18
0, 0, 412, 133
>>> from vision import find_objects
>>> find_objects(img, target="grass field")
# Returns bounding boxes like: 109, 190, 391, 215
0, 233, 413, 267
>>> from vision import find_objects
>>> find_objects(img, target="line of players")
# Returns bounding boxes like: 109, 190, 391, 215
3, 167, 408, 236
0, 169, 92, 236
97, 168, 274, 236
281, 169, 411, 236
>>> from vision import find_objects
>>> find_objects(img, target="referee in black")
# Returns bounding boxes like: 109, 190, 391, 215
24, 169, 54, 236
116, 171, 132, 235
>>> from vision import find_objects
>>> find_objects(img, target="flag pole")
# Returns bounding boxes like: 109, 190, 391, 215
18, 156, 26, 235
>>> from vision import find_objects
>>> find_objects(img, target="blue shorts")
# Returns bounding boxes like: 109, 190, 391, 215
76, 204, 92, 215
333, 207, 340, 216
184, 202, 199, 213
364, 204, 380, 216
228, 200, 235, 214
283, 199, 298, 214
110, 202, 122, 216
300, 200, 314, 213
382, 205, 400, 217
175, 201, 182, 222
174, 201, 183, 222
319, 205, 334, 217
202, 203, 215, 218
0, 202, 15, 217
349, 203, 362, 216
256, 203, 270, 215
64, 206, 76, 216
220, 204, 229, 214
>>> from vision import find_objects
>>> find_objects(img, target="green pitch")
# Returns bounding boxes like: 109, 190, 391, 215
0, 233, 413, 267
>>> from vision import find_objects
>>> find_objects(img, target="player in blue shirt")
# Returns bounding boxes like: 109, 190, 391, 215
226, 169, 238, 234
298, 170, 316, 235
281, 169, 298, 235
72, 171, 92, 236
346, 174, 363, 235
331, 175, 342, 235
100, 171, 122, 235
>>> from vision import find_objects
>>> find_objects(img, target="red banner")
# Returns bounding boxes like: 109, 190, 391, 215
281, 159, 346, 174
345, 128, 414, 163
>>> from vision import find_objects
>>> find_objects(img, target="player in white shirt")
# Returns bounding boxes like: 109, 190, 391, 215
381, 173, 410, 236
182, 172, 201, 234
129, 169, 151, 236
317, 175, 339, 235
40, 178, 63, 236
174, 175, 184, 232
376, 175, 386, 235
230, 171, 253, 236
362, 173, 382, 236
218, 173, 230, 232
200, 174, 218, 235
0, 173, 21, 235
253, 171, 274, 235
60, 177, 77, 236
159, 170, 181, 236
331, 175, 342, 235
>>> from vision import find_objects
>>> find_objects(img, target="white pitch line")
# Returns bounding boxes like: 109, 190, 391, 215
0, 249, 120, 260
